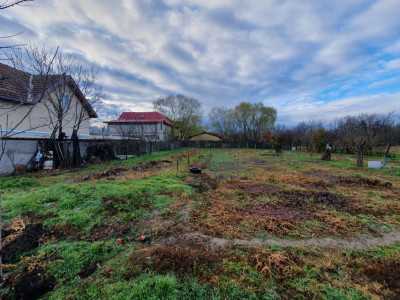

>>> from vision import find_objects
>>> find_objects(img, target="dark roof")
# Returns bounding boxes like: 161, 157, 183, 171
0, 63, 30, 101
105, 112, 173, 126
189, 132, 222, 139
0, 62, 97, 118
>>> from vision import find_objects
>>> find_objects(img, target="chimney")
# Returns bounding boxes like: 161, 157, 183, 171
27, 74, 34, 102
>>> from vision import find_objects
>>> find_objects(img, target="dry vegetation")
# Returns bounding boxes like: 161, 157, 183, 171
1, 148, 399, 299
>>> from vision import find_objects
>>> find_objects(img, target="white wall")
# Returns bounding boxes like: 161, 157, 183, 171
0, 139, 38, 176
108, 122, 171, 141
0, 86, 91, 136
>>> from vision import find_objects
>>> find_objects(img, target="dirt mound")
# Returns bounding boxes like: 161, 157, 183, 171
334, 176, 392, 188
129, 245, 224, 281
12, 266, 56, 300
90, 222, 132, 241
309, 191, 350, 209
47, 222, 81, 240
81, 167, 127, 181
275, 190, 309, 208
77, 264, 99, 279
247, 158, 266, 165
289, 180, 330, 191
2, 219, 43, 263
303, 170, 332, 177
185, 173, 219, 194
235, 182, 281, 193
131, 160, 172, 172
2, 254, 55, 300
363, 259, 400, 297
303, 170, 392, 188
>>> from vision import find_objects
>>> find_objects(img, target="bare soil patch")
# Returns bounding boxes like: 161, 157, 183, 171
79, 160, 173, 182
2, 253, 56, 300
131, 159, 172, 172
333, 176, 392, 188
129, 244, 224, 282
304, 170, 393, 189
243, 204, 311, 220
81, 167, 128, 181
247, 158, 266, 165
184, 173, 219, 194
235, 182, 281, 193
309, 191, 350, 209
363, 258, 400, 296
90, 222, 132, 241
2, 219, 43, 263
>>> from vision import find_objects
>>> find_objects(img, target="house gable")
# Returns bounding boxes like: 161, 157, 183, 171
0, 62, 97, 135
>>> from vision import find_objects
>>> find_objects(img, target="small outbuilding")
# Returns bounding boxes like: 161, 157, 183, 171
188, 132, 222, 141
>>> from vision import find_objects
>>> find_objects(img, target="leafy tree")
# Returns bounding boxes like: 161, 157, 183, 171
153, 94, 202, 140
311, 128, 329, 153
232, 102, 277, 142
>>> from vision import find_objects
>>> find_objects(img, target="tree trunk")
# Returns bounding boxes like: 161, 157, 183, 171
71, 130, 81, 167
357, 145, 364, 167
385, 144, 391, 157
321, 149, 331, 161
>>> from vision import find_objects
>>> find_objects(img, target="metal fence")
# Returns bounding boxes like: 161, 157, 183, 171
107, 140, 273, 157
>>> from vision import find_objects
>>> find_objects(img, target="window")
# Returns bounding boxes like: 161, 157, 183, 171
62, 95, 70, 110
160, 122, 163, 130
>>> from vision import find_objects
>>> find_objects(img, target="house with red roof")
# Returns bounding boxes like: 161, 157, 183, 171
104, 112, 173, 141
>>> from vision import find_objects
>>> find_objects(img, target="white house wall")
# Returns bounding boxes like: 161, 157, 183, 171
0, 86, 91, 136
108, 122, 171, 141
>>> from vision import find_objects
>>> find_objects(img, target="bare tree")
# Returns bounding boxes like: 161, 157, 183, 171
208, 107, 238, 140
114, 123, 142, 159
0, 0, 35, 282
334, 113, 393, 167
0, 0, 32, 9
6, 45, 102, 166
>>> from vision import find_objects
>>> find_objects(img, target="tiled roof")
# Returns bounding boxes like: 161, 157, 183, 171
107, 112, 173, 126
0, 63, 30, 101
0, 62, 97, 118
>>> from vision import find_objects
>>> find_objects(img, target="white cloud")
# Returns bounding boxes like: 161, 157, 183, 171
278, 93, 400, 126
2, 0, 400, 124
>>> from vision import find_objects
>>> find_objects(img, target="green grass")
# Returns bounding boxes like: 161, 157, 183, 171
1, 148, 399, 299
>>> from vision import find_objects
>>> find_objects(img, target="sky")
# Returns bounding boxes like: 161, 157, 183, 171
1, 0, 400, 126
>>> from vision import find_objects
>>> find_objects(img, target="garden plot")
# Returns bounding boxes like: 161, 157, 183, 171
1, 148, 400, 299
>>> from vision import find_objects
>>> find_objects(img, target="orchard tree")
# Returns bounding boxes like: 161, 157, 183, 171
335, 113, 393, 167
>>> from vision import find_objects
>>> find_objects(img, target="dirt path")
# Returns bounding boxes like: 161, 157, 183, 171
182, 231, 400, 251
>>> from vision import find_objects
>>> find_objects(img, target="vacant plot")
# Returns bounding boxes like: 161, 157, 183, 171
1, 148, 400, 299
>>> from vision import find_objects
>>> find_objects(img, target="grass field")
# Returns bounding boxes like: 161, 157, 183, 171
1, 147, 399, 299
